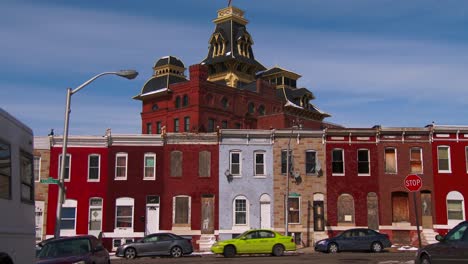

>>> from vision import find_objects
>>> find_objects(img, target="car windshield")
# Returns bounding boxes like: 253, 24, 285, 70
445, 224, 468, 241
37, 238, 91, 258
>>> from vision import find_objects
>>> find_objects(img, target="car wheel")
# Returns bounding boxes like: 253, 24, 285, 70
124, 248, 137, 259
223, 245, 236, 258
327, 243, 338, 253
170, 246, 183, 258
420, 254, 432, 264
371, 242, 383, 253
272, 244, 285, 256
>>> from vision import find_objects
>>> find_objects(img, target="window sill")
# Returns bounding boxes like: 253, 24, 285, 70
438, 170, 452, 173
358, 174, 370, 176
253, 175, 266, 179
114, 178, 127, 181
87, 179, 100, 182
143, 178, 156, 181
332, 174, 345, 176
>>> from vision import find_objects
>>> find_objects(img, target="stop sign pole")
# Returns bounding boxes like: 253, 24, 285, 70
404, 174, 422, 248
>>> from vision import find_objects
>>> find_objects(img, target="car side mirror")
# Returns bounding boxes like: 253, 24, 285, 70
93, 245, 104, 252
435, 235, 444, 242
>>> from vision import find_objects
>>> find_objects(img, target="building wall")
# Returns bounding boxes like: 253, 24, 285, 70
273, 131, 327, 247
34, 137, 51, 242
377, 129, 434, 245
46, 145, 109, 238
432, 129, 468, 233
325, 132, 379, 230
218, 131, 274, 240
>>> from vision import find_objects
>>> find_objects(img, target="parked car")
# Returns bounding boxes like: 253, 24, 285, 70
315, 228, 392, 253
36, 235, 110, 264
115, 232, 193, 259
211, 229, 296, 257
415, 221, 468, 264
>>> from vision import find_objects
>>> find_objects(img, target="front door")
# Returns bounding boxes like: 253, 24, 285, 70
392, 192, 409, 222
146, 205, 159, 235
421, 192, 433, 228
260, 202, 271, 229
201, 195, 214, 234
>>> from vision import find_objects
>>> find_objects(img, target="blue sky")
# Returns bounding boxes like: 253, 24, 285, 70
1, 0, 467, 136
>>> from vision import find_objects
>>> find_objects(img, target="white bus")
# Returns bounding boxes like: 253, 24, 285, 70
0, 108, 35, 264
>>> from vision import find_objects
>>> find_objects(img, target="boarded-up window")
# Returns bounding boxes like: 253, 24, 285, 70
410, 148, 423, 174
288, 197, 300, 224
337, 194, 354, 224
385, 148, 397, 173
199, 151, 211, 177
171, 151, 182, 177
174, 196, 190, 224
438, 146, 450, 172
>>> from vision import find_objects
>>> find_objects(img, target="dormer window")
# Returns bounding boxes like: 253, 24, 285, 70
237, 34, 252, 58
210, 33, 226, 57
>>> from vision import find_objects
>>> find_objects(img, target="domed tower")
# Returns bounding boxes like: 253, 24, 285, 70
133, 56, 187, 100
201, 5, 265, 88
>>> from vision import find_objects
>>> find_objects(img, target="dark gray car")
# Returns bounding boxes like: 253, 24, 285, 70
314, 228, 392, 253
115, 233, 193, 259
416, 221, 468, 264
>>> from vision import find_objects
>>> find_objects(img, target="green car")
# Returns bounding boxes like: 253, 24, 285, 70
211, 229, 296, 257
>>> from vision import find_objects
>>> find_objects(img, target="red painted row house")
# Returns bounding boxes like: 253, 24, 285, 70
45, 133, 219, 251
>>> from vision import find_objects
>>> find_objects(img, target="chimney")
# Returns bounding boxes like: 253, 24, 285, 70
189, 64, 208, 82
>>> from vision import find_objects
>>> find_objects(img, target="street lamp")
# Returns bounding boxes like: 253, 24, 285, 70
54, 70, 138, 238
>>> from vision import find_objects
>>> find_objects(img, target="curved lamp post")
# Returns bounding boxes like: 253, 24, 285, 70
54, 70, 138, 238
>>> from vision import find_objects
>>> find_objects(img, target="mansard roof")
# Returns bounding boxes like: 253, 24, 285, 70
154, 56, 185, 68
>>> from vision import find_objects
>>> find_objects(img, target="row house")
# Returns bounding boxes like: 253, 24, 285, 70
376, 127, 434, 245
218, 130, 275, 241
45, 132, 219, 251
325, 129, 380, 236
33, 136, 51, 242
431, 125, 468, 234
273, 129, 327, 247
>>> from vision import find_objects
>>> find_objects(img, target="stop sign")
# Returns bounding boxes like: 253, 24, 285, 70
404, 174, 422, 192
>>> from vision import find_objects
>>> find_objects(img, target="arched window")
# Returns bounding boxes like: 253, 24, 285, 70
175, 96, 181, 108
337, 194, 355, 225
248, 102, 255, 114
447, 191, 465, 226
258, 105, 265, 116
182, 94, 189, 107
221, 97, 229, 109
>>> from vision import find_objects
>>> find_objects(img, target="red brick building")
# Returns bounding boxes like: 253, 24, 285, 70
133, 6, 335, 135
324, 128, 380, 234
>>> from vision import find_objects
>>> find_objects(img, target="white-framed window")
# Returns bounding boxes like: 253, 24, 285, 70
410, 147, 423, 174
58, 154, 71, 181
34, 156, 41, 182
305, 150, 317, 175
88, 154, 100, 181
89, 197, 103, 232
233, 195, 248, 225
60, 199, 77, 235
173, 195, 191, 225
115, 153, 128, 180
357, 149, 370, 176
332, 149, 344, 176
447, 191, 465, 226
144, 153, 156, 180
384, 148, 397, 174
254, 151, 265, 176
288, 196, 301, 224
230, 151, 241, 176
437, 146, 451, 173
115, 197, 134, 229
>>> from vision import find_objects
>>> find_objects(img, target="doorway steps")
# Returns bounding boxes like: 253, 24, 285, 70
421, 229, 439, 245
197, 235, 216, 252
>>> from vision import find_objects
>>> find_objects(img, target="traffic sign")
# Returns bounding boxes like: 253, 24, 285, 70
40, 178, 60, 184
404, 174, 422, 192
